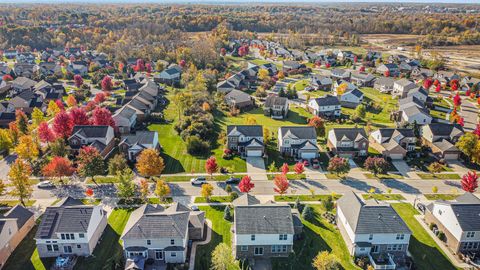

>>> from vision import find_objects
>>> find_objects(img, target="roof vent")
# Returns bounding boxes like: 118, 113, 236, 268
378, 213, 383, 220
263, 216, 266, 219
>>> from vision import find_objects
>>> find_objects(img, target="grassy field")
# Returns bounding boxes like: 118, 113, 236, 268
195, 206, 232, 270
417, 173, 461, 180
391, 203, 458, 270
364, 173, 404, 180
267, 173, 306, 180
424, 194, 459, 200
362, 193, 406, 201
272, 205, 359, 270
274, 194, 341, 202
194, 196, 232, 203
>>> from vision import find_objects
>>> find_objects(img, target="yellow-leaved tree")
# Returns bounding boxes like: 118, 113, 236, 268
136, 149, 165, 178
15, 135, 39, 161
8, 159, 33, 206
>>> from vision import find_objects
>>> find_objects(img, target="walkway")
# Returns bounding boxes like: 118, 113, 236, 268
188, 219, 213, 270
246, 157, 268, 181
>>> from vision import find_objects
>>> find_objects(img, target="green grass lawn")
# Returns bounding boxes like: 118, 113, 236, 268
364, 173, 404, 179
267, 173, 306, 180
424, 194, 459, 200
391, 203, 458, 270
357, 87, 398, 128
274, 194, 341, 202
362, 194, 406, 201
417, 173, 461, 180
271, 205, 359, 270
74, 208, 133, 270
0, 200, 36, 207
85, 176, 117, 184
194, 196, 232, 203
161, 174, 246, 182
195, 206, 232, 270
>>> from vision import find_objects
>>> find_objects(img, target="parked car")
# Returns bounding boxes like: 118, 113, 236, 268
305, 86, 314, 92
225, 177, 240, 184
190, 205, 200, 211
37, 180, 55, 188
312, 159, 320, 169
302, 159, 310, 167
190, 177, 207, 185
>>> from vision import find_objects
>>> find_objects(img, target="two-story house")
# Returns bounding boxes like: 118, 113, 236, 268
121, 203, 205, 265
330, 69, 351, 81
67, 61, 88, 76
35, 197, 107, 258
224, 90, 254, 112
350, 71, 375, 87
370, 128, 417, 159
374, 77, 395, 93
307, 95, 341, 118
264, 96, 288, 119
334, 86, 364, 109
327, 128, 369, 157
113, 106, 137, 134
68, 125, 116, 159
278, 126, 319, 159
337, 192, 411, 270
119, 131, 160, 161
310, 75, 333, 91
226, 125, 264, 157
425, 192, 480, 255
376, 63, 400, 77
421, 123, 464, 160
392, 79, 417, 99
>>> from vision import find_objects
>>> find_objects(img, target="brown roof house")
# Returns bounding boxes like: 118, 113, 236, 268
224, 90, 254, 112
369, 128, 416, 160
327, 128, 369, 157
421, 123, 464, 160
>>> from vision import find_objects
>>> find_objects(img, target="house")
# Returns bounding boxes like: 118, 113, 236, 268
434, 71, 461, 86
233, 196, 302, 259
113, 106, 137, 134
374, 77, 395, 93
350, 71, 375, 87
259, 63, 277, 76
406, 87, 429, 104
0, 205, 35, 268
337, 51, 356, 61
224, 90, 254, 111
376, 63, 400, 77
392, 79, 417, 98
307, 95, 341, 118
327, 128, 369, 157
0, 112, 16, 128
411, 67, 434, 81
35, 197, 107, 258
121, 203, 205, 265
226, 125, 264, 157
216, 80, 236, 94
370, 128, 416, 159
335, 87, 363, 109
366, 51, 382, 61
119, 131, 160, 161
264, 96, 288, 119
13, 63, 35, 78
337, 192, 411, 269
330, 69, 351, 81
7, 90, 44, 114
16, 53, 35, 64
278, 126, 319, 159
398, 105, 432, 126
10, 77, 36, 93
421, 123, 464, 160
461, 77, 480, 92
155, 67, 181, 85
67, 61, 88, 76
68, 125, 116, 159
3, 50, 17, 59
35, 62, 62, 77
282, 61, 302, 72
424, 193, 480, 255
398, 96, 424, 110
310, 75, 332, 91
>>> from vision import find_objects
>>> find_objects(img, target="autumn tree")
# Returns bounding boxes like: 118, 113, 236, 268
327, 157, 350, 178
281, 163, 289, 175
205, 156, 218, 179
69, 107, 90, 126
201, 183, 214, 201
427, 162, 444, 178
15, 110, 29, 135
364, 157, 389, 176
15, 135, 39, 161
312, 251, 341, 270
211, 243, 239, 270
258, 68, 270, 81
94, 92, 106, 103
8, 159, 33, 206
453, 93, 462, 107
31, 107, 44, 127
273, 174, 289, 196
294, 162, 305, 175
116, 168, 136, 203
66, 95, 77, 107
42, 156, 75, 184
0, 129, 13, 154
244, 116, 257, 125
308, 116, 325, 137
239, 175, 254, 193
108, 154, 128, 175
77, 146, 105, 185
47, 100, 61, 117
462, 171, 478, 193
92, 107, 115, 127
154, 179, 171, 202
139, 179, 150, 202
0, 179, 5, 196
101, 75, 113, 91
74, 74, 83, 88
52, 111, 73, 139
457, 133, 480, 164
136, 149, 164, 178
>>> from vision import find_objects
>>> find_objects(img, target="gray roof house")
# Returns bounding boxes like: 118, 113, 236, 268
35, 197, 107, 258
374, 77, 395, 93
350, 71, 375, 87
68, 125, 115, 159
225, 90, 254, 111
337, 192, 411, 269
121, 203, 205, 265
278, 126, 319, 159
330, 68, 351, 80
370, 128, 417, 159
226, 125, 264, 157
307, 95, 341, 118
392, 79, 417, 98
327, 128, 369, 157
264, 96, 289, 119
421, 123, 464, 160
119, 131, 160, 161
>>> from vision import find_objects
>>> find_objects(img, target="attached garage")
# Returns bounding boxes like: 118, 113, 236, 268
247, 150, 262, 157
300, 151, 317, 159
389, 153, 404, 160
443, 153, 459, 160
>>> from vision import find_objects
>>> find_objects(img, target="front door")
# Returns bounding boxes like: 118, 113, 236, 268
254, 247, 264, 256
371, 245, 379, 253
155, 250, 164, 260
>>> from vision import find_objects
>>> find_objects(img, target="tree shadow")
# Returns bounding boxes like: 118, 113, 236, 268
444, 180, 461, 189
306, 180, 327, 190
340, 178, 375, 192
381, 179, 420, 194
159, 152, 186, 174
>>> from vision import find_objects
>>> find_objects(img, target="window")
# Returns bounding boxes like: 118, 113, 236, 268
387, 244, 402, 251
241, 246, 248, 251
65, 234, 70, 240
251, 235, 255, 241
53, 245, 59, 251
171, 252, 176, 257
79, 233, 85, 238
70, 234, 75, 240
170, 239, 175, 245
279, 234, 287, 240
77, 244, 81, 249
368, 234, 373, 240
147, 240, 151, 245
467, 232, 476, 238
254, 247, 264, 255
63, 246, 72, 253
47, 245, 52, 251
61, 234, 65, 240
396, 234, 405, 240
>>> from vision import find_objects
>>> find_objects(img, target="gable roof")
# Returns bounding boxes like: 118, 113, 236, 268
312, 95, 340, 107
330, 128, 367, 142
70, 125, 111, 139
425, 123, 464, 138
429, 193, 480, 232
120, 131, 157, 147
234, 205, 294, 235
225, 90, 252, 104
2, 205, 34, 229
279, 126, 317, 140
232, 194, 261, 207
227, 125, 263, 137
264, 96, 288, 107
395, 78, 416, 88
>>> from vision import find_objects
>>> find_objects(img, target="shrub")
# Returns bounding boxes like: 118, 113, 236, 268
229, 191, 239, 201
301, 205, 314, 221
223, 206, 232, 221
225, 184, 232, 194
437, 231, 446, 241
429, 223, 436, 230
294, 197, 304, 212
186, 136, 210, 155
322, 196, 334, 212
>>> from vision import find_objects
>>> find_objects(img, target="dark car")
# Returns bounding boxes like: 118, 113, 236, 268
225, 177, 240, 184
302, 159, 310, 167
312, 159, 320, 169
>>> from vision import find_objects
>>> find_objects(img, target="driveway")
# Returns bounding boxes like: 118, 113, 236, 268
246, 157, 268, 181
392, 160, 418, 178
251, 258, 272, 270
348, 159, 357, 169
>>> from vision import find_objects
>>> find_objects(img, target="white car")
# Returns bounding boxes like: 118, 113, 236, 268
37, 180, 55, 188
190, 177, 207, 185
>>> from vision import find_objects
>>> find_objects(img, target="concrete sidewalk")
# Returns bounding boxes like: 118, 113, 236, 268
189, 219, 213, 270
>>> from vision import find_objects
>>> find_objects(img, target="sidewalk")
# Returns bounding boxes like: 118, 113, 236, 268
188, 219, 212, 270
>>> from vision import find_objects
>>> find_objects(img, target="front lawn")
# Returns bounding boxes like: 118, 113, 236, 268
194, 196, 232, 203
195, 206, 232, 270
362, 194, 405, 201
424, 194, 459, 201
267, 173, 306, 180
391, 203, 457, 270
417, 173, 461, 180
0, 200, 36, 207
271, 205, 358, 270
74, 208, 133, 270
161, 174, 246, 182
274, 194, 341, 202
364, 173, 403, 179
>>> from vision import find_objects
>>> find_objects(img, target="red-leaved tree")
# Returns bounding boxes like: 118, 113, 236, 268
220, 48, 226, 56
42, 156, 75, 184
135, 59, 145, 72
179, 59, 186, 68
55, 99, 65, 111
52, 111, 73, 139
423, 78, 433, 89
101, 76, 113, 91
384, 70, 390, 77
453, 93, 462, 107
92, 107, 115, 127
273, 175, 289, 196
74, 74, 83, 88
94, 92, 106, 104
205, 156, 218, 179
461, 171, 478, 193
38, 122, 56, 143
69, 107, 90, 126
239, 175, 254, 193
2, 74, 13, 82
435, 84, 441, 93
145, 63, 152, 73
281, 163, 289, 175
294, 162, 305, 174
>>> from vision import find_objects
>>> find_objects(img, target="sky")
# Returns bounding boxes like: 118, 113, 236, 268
2, 0, 480, 3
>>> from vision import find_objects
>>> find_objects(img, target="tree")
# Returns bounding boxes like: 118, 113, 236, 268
31, 107, 44, 127
205, 156, 218, 179
312, 251, 341, 270
14, 110, 28, 136
50, 138, 67, 157
427, 162, 444, 178
73, 75, 83, 88
273, 174, 289, 195
38, 122, 55, 143
308, 116, 325, 137
135, 59, 145, 72
101, 76, 113, 91
302, 204, 314, 221
47, 100, 61, 117
244, 116, 257, 125
77, 146, 105, 185
258, 68, 269, 81
364, 157, 389, 176
223, 206, 232, 220
139, 179, 150, 202
42, 156, 75, 184
94, 92, 106, 103
154, 179, 171, 202
0, 129, 13, 155
239, 175, 254, 193
201, 183, 214, 201
116, 168, 136, 203
52, 111, 73, 139
453, 93, 461, 107
69, 107, 90, 126
8, 159, 33, 206
294, 162, 305, 174
108, 154, 128, 175
55, 99, 65, 111
211, 243, 239, 270
66, 95, 77, 107
435, 84, 441, 93
423, 78, 433, 89
15, 135, 39, 161
92, 107, 115, 127
136, 149, 164, 178
155, 61, 164, 72
145, 63, 152, 73
462, 171, 478, 193
281, 163, 289, 175
353, 104, 367, 120
327, 157, 350, 177
0, 179, 5, 196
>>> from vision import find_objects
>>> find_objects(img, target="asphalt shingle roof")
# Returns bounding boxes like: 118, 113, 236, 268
234, 205, 294, 235
227, 125, 263, 137
280, 126, 317, 140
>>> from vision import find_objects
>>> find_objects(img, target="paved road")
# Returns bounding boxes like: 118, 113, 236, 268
460, 98, 477, 132
0, 154, 16, 180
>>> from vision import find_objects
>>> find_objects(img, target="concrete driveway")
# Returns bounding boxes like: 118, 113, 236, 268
392, 160, 417, 178
251, 258, 272, 270
246, 157, 268, 181
348, 158, 357, 169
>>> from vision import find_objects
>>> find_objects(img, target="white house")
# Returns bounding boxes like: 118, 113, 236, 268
119, 131, 160, 161
392, 79, 417, 98
308, 95, 341, 118
278, 126, 319, 159
400, 106, 432, 125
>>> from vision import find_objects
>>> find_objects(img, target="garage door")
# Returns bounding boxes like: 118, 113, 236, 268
389, 154, 404, 160
247, 150, 262, 157
301, 152, 316, 159
444, 154, 458, 160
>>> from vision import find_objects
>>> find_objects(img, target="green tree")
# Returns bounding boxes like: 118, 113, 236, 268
211, 243, 240, 270
108, 154, 129, 175
312, 251, 341, 270
0, 129, 13, 155
77, 146, 106, 186
428, 162, 444, 178
116, 168, 136, 203
353, 104, 366, 121
456, 133, 478, 163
